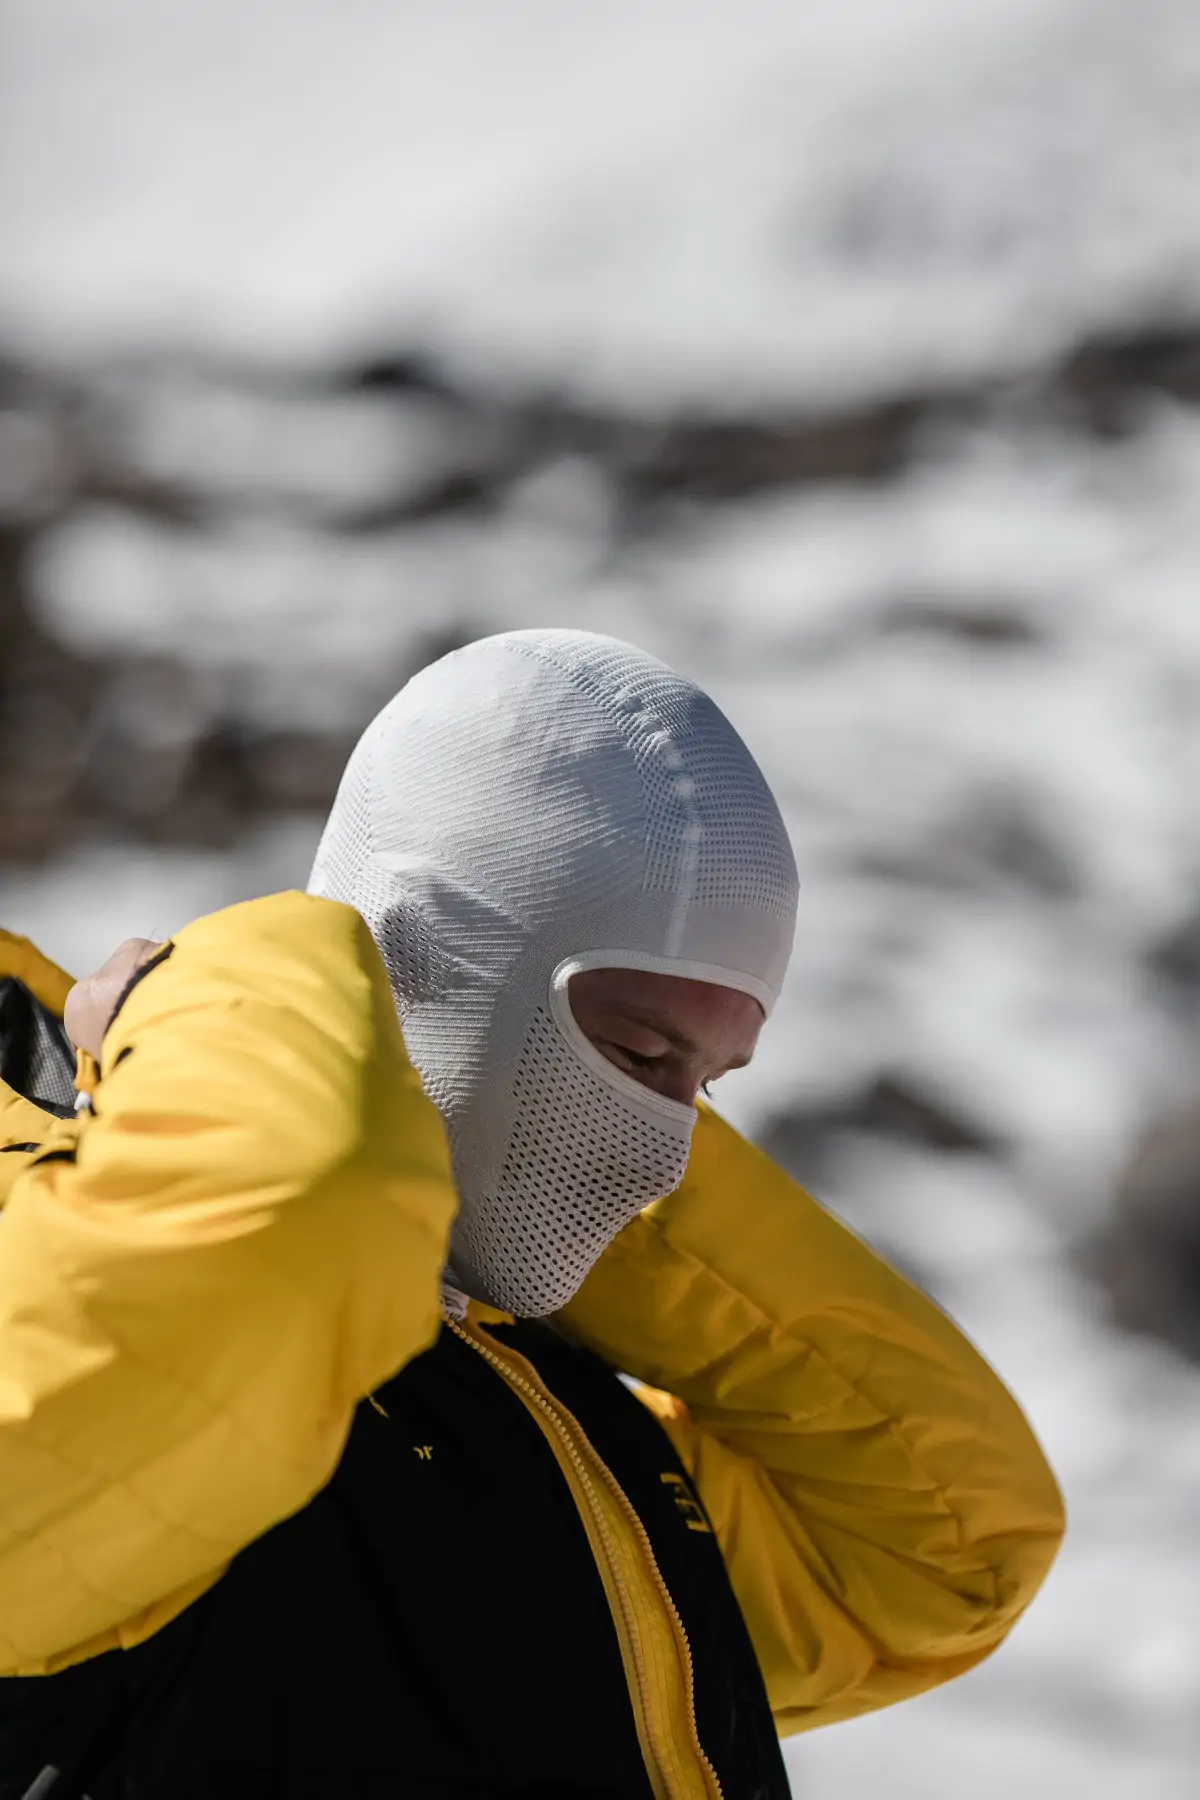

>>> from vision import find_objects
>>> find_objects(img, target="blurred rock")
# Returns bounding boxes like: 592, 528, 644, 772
858, 788, 1080, 899
1088, 1101, 1200, 1365
0, 408, 68, 521
1, 317, 1199, 872
0, 362, 80, 525
877, 596, 1044, 648
1146, 906, 1200, 1008
621, 400, 923, 498
760, 1070, 1007, 1188
0, 547, 100, 861
1054, 324, 1200, 439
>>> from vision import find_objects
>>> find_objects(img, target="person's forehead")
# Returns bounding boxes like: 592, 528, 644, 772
577, 966, 714, 1002
574, 967, 762, 1036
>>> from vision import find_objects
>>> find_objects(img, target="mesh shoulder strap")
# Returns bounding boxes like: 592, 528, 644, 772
0, 978, 77, 1117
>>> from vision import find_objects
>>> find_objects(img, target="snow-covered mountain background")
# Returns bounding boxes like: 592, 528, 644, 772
2, 2, 1199, 1792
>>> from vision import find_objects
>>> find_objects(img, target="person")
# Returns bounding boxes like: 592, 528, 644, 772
0, 630, 1064, 1799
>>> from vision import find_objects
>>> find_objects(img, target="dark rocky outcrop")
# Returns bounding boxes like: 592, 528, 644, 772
760, 1070, 1007, 1190
1086, 1101, 1200, 1366
2, 317, 1198, 867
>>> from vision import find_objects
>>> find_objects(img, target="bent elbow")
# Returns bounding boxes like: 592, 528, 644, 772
985, 1467, 1067, 1641
920, 1453, 1067, 1664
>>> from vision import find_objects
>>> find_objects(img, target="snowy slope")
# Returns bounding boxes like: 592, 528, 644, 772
4, 0, 1200, 409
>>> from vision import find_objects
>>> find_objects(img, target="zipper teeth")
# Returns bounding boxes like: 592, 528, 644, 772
448, 1321, 671, 1789
449, 1318, 723, 1800
592, 1442, 725, 1800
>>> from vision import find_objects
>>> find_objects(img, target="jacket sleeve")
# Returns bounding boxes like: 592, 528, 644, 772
0, 892, 458, 1675
557, 1103, 1066, 1736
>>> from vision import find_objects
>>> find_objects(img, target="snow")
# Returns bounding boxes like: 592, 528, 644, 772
5, 1, 1200, 409
4, 2, 1200, 1793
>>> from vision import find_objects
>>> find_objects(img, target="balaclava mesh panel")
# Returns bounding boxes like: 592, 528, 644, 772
309, 630, 798, 1316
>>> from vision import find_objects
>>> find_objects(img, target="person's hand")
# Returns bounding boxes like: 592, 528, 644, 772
64, 938, 162, 1059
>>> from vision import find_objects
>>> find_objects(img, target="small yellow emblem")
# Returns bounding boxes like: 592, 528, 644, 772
661, 1471, 711, 1532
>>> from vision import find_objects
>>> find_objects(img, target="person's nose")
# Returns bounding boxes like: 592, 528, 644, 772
658, 1066, 701, 1109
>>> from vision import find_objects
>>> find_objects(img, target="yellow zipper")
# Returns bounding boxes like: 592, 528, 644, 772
448, 1314, 723, 1800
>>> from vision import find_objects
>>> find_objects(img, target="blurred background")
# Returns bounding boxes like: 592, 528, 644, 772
2, 1, 1199, 1792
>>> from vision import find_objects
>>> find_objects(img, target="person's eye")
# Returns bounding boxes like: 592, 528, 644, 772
600, 1041, 660, 1077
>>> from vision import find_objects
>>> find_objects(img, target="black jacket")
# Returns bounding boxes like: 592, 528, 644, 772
1, 1304, 788, 1799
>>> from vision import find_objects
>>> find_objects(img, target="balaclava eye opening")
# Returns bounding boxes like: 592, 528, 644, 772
308, 629, 798, 1317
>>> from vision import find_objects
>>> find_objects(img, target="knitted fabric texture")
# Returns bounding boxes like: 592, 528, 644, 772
309, 629, 798, 1316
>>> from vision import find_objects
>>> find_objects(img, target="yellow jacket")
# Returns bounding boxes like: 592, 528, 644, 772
0, 893, 1064, 1743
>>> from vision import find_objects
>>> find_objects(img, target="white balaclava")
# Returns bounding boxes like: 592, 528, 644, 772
308, 630, 798, 1317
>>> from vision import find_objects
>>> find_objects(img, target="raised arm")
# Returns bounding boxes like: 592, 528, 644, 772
0, 892, 457, 1675
558, 1103, 1065, 1735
